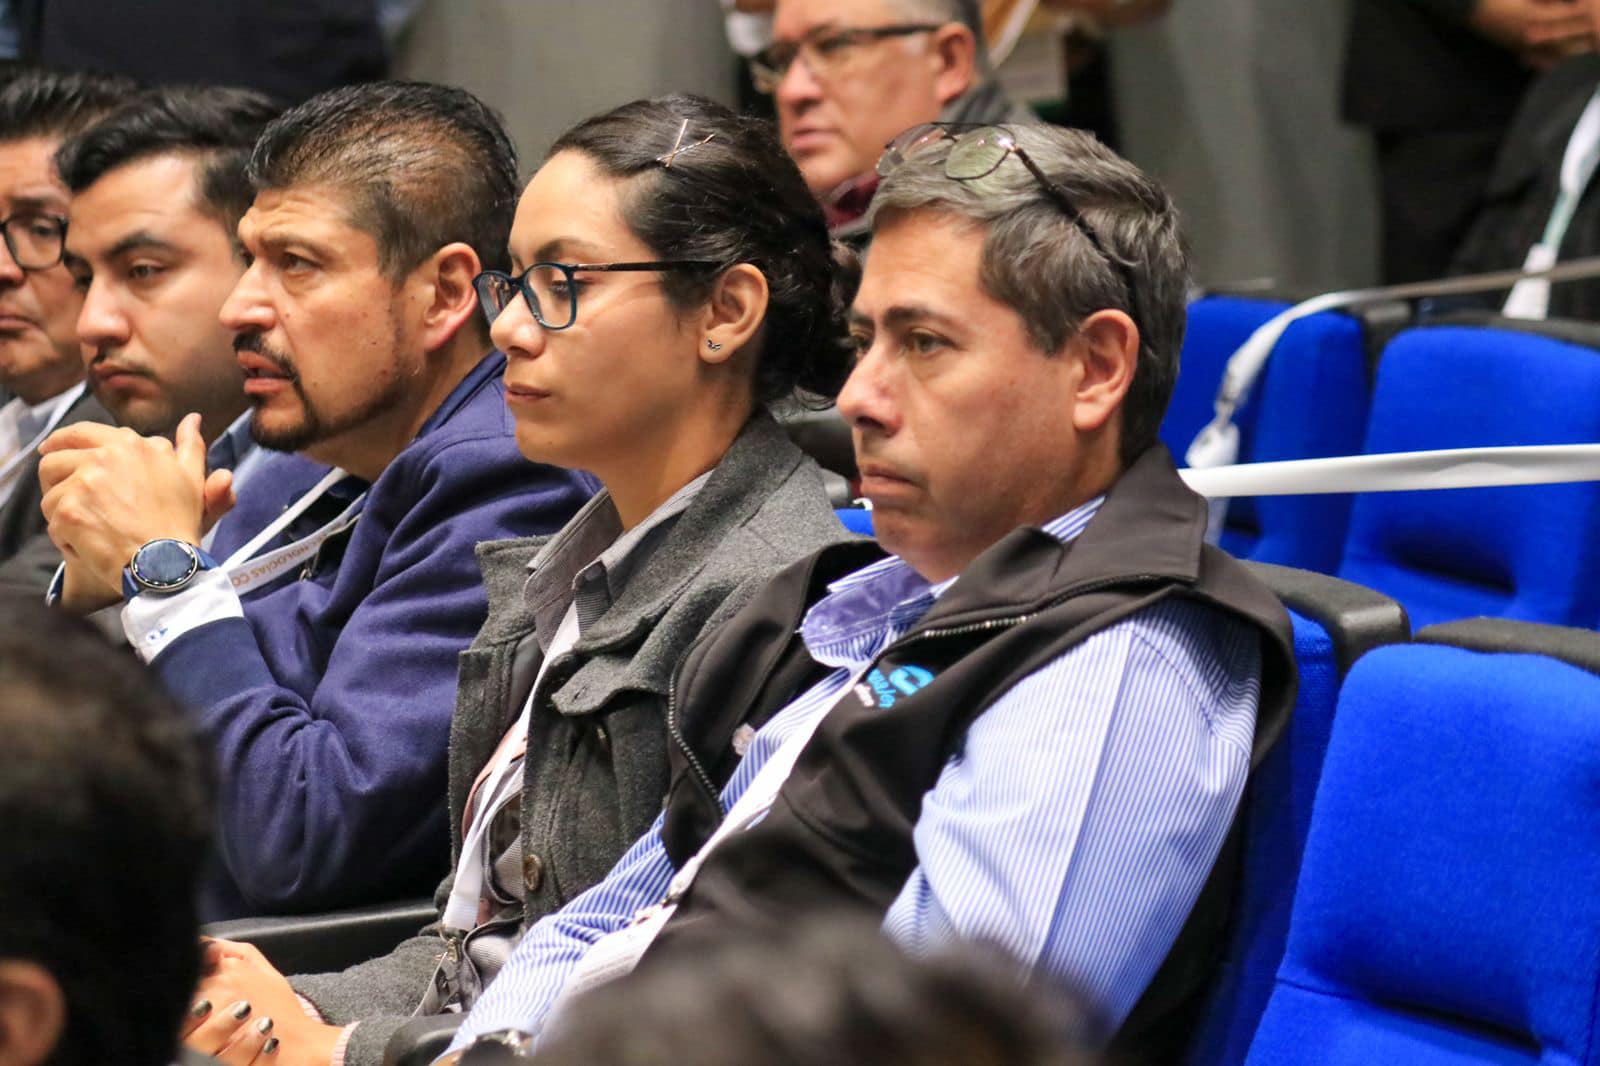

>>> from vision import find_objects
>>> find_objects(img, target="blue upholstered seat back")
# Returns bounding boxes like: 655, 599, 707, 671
1244, 642, 1600, 1065
1182, 610, 1342, 1066
1337, 326, 1600, 629
1164, 296, 1368, 573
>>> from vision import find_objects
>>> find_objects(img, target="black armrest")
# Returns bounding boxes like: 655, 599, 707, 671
203, 897, 437, 976
384, 1014, 465, 1066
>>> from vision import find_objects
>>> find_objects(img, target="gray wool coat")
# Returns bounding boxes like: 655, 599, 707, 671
292, 412, 859, 1065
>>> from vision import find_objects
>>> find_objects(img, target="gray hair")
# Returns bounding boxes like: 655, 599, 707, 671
868, 124, 1189, 467
883, 0, 992, 74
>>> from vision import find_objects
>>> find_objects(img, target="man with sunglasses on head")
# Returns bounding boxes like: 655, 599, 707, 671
38, 81, 595, 920
0, 67, 129, 591
756, 0, 1034, 242
438, 123, 1296, 1064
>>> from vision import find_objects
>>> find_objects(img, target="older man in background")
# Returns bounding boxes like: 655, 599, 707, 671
755, 0, 1034, 239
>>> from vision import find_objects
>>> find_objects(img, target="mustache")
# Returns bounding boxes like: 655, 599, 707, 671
233, 331, 300, 382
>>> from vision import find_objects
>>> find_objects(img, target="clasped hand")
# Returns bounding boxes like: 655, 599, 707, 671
38, 413, 236, 613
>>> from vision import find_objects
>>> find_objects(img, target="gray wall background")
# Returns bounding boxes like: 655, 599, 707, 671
392, 0, 735, 172
1111, 0, 1379, 291
393, 0, 1379, 292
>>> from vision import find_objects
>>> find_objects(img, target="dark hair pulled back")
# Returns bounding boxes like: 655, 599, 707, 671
548, 94, 855, 405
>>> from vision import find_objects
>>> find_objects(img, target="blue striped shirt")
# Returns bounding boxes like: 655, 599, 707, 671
450, 497, 1262, 1050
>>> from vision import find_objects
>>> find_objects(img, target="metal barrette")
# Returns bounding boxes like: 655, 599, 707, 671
656, 119, 716, 168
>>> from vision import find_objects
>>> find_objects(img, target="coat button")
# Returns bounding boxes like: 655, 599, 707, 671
522, 852, 544, 894
595, 724, 610, 752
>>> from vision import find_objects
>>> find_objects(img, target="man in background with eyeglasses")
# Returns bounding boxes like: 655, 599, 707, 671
756, 0, 1034, 241
437, 123, 1295, 1065
0, 67, 127, 590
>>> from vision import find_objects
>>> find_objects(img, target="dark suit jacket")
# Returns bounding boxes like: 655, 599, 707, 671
0, 388, 115, 598
1344, 0, 1532, 132
1451, 56, 1600, 318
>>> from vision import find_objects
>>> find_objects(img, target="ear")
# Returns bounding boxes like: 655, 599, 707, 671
929, 23, 978, 107
699, 263, 770, 367
1067, 308, 1139, 435
409, 241, 485, 354
0, 961, 65, 1066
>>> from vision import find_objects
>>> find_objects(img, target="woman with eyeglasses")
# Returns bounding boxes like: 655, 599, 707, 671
184, 94, 858, 1066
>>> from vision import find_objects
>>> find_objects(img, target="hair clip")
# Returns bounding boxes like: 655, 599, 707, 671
656, 119, 716, 169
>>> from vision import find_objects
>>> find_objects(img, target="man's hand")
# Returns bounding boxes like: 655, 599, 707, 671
1470, 0, 1596, 66
185, 939, 343, 1066
38, 413, 233, 613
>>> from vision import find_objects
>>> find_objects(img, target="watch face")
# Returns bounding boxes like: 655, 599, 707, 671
130, 540, 200, 590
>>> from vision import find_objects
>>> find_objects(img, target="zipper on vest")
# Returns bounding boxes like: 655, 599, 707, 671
666, 679, 719, 811
667, 570, 1169, 825
895, 572, 1168, 648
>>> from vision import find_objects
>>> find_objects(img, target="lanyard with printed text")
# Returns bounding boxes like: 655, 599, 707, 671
220, 468, 366, 596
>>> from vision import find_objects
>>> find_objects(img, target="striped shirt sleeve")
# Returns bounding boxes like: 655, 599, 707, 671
881, 597, 1262, 1034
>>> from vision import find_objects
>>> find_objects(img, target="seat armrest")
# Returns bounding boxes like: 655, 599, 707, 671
384, 1014, 465, 1066
203, 897, 437, 976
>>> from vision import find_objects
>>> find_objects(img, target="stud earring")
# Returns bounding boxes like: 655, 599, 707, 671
706, 339, 724, 351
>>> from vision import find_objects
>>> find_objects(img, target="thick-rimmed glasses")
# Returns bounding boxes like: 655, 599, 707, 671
0, 211, 67, 271
474, 260, 720, 331
748, 23, 941, 94
877, 123, 1144, 338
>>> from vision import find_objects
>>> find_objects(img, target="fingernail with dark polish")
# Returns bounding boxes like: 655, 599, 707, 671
264, 1037, 280, 1055
256, 1017, 274, 1035
230, 1000, 251, 1020
189, 999, 211, 1018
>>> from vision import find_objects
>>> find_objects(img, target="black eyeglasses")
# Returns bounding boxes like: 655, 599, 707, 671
878, 123, 1144, 339
474, 260, 720, 331
0, 211, 67, 271
749, 23, 942, 94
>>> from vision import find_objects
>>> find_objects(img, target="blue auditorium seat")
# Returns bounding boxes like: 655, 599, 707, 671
1183, 565, 1408, 1066
1336, 325, 1600, 630
1243, 622, 1600, 1066
1164, 296, 1369, 573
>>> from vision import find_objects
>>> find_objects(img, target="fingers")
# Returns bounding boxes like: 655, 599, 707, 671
37, 421, 127, 456
203, 469, 237, 534
180, 996, 214, 1040
215, 1015, 278, 1065
176, 412, 208, 478
184, 998, 255, 1056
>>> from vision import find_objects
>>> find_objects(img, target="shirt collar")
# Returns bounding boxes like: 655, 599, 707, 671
207, 410, 257, 473
12, 383, 79, 443
800, 496, 1106, 666
526, 470, 713, 634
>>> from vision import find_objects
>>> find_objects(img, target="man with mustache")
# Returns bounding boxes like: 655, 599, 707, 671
39, 81, 595, 919
0, 67, 128, 591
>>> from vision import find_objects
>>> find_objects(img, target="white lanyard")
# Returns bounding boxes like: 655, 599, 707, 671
1181, 442, 1600, 498
550, 674, 844, 1016
0, 382, 85, 503
442, 603, 581, 933
220, 468, 365, 596
1184, 256, 1600, 537
1505, 89, 1600, 319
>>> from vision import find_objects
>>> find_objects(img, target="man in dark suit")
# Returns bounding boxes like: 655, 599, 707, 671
0, 68, 127, 590
1344, 0, 1594, 283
